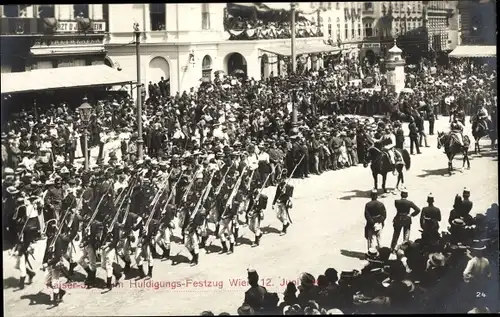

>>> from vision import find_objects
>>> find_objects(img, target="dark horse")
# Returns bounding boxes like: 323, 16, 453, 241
436, 132, 470, 175
471, 116, 493, 154
363, 146, 411, 193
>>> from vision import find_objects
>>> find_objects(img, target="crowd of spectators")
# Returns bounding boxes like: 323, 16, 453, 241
225, 15, 322, 40
199, 199, 497, 315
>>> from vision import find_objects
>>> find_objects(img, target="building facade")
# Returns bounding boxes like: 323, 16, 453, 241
360, 1, 426, 62
457, 0, 496, 45
105, 3, 327, 97
1, 4, 108, 73
424, 1, 456, 52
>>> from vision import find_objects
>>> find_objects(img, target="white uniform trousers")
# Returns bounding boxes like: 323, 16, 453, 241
185, 230, 200, 254
65, 236, 82, 264
218, 218, 234, 243
15, 254, 27, 277
276, 203, 289, 226
248, 212, 262, 237
78, 245, 97, 271
136, 243, 154, 267
100, 246, 117, 278
44, 263, 62, 293
155, 226, 174, 249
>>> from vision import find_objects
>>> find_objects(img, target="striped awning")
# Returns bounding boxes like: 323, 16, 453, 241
448, 45, 497, 58
1, 65, 135, 94
260, 43, 341, 56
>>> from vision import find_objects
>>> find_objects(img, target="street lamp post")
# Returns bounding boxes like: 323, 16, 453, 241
77, 98, 93, 171
290, 2, 298, 127
134, 23, 144, 161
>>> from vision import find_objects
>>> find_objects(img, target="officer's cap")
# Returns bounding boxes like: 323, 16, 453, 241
400, 187, 408, 194
6, 186, 19, 195
463, 187, 470, 195
370, 189, 378, 195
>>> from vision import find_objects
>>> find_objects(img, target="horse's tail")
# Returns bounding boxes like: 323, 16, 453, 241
401, 149, 411, 171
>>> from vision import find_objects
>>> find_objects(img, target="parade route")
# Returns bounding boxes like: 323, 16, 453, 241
3, 117, 498, 316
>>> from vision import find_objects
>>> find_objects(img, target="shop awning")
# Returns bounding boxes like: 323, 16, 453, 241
448, 45, 497, 58
260, 43, 341, 56
1, 65, 135, 94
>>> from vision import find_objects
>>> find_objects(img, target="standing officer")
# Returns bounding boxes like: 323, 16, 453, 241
390, 188, 421, 250
364, 189, 386, 251
427, 106, 436, 135
408, 116, 421, 155
246, 189, 264, 247
461, 188, 473, 219
420, 193, 441, 240
243, 268, 268, 313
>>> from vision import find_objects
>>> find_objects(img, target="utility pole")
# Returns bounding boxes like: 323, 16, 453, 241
291, 2, 298, 127
134, 23, 143, 161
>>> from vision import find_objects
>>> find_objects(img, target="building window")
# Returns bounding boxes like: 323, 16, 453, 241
417, 2, 421, 12
351, 22, 355, 38
364, 23, 373, 37
336, 3, 340, 10
358, 23, 361, 37
412, 3, 416, 13
38, 5, 54, 18
74, 4, 89, 18
202, 55, 212, 82
3, 5, 30, 17
328, 3, 332, 10
364, 2, 373, 10
328, 17, 332, 37
202, 3, 210, 30
150, 4, 166, 31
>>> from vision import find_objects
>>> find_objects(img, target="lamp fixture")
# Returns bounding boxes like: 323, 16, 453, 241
189, 50, 195, 65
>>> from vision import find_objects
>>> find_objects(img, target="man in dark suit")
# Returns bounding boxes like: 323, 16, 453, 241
420, 193, 441, 241
243, 269, 267, 313
408, 116, 421, 155
390, 188, 421, 250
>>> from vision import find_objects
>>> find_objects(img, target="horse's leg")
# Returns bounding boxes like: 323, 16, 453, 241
372, 172, 378, 190
448, 154, 453, 175
382, 173, 388, 193
398, 166, 404, 186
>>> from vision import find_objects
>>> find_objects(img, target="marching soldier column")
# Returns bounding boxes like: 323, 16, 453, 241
7, 147, 304, 306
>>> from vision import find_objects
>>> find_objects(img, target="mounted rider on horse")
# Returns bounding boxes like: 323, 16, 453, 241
471, 104, 491, 134
369, 125, 403, 175
449, 118, 466, 149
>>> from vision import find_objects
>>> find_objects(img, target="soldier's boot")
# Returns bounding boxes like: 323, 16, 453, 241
181, 235, 186, 244
52, 292, 60, 306
191, 253, 199, 266
84, 267, 92, 287
150, 245, 160, 259
228, 242, 234, 255
68, 262, 78, 276
254, 234, 262, 247
124, 261, 131, 274
234, 228, 240, 245
59, 289, 66, 302
87, 269, 97, 288
106, 277, 113, 290
215, 224, 220, 235
26, 269, 36, 284
220, 242, 228, 254
160, 246, 170, 259
147, 266, 153, 279
113, 269, 122, 285
199, 236, 208, 249
137, 267, 146, 279
281, 223, 289, 235
18, 276, 26, 290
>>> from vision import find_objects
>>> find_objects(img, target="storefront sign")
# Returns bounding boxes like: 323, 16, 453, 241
364, 43, 380, 49
34, 37, 103, 47
55, 21, 106, 33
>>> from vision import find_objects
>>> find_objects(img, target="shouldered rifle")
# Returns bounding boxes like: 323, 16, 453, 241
181, 168, 200, 203
84, 183, 112, 233
220, 166, 247, 220
214, 161, 233, 196
190, 170, 216, 221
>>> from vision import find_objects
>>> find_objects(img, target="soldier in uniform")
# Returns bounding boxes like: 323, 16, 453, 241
272, 179, 292, 235
11, 196, 37, 289
156, 204, 176, 260
329, 130, 343, 171
243, 268, 268, 313
394, 121, 405, 150
120, 208, 143, 274
246, 188, 264, 247
136, 217, 156, 279
218, 188, 236, 254
44, 178, 63, 221
461, 188, 473, 220
42, 222, 68, 306
390, 188, 421, 250
364, 189, 386, 251
78, 220, 101, 288
101, 217, 122, 290
420, 193, 441, 241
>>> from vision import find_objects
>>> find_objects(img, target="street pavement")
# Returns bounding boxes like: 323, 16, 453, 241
3, 117, 498, 316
